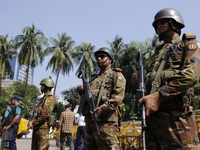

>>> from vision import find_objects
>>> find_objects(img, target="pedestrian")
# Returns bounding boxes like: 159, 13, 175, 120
0, 101, 12, 129
74, 113, 85, 150
28, 78, 56, 150
77, 47, 126, 150
3, 96, 23, 150
131, 8, 200, 149
58, 104, 75, 150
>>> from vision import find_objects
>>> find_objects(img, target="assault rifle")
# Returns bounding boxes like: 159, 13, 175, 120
134, 51, 147, 150
77, 71, 100, 135
29, 97, 37, 122
26, 97, 37, 137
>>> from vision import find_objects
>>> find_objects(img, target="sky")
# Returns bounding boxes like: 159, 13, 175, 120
1, 0, 200, 98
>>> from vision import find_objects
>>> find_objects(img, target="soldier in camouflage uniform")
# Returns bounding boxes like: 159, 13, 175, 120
28, 78, 56, 150
77, 47, 126, 150
132, 8, 200, 149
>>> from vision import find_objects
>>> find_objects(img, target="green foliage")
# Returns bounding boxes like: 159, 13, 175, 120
12, 80, 40, 98
13, 24, 48, 97
107, 35, 126, 68
0, 80, 40, 119
194, 83, 200, 109
119, 46, 138, 94
44, 32, 75, 96
73, 42, 96, 79
52, 103, 65, 120
61, 87, 81, 111
122, 93, 134, 121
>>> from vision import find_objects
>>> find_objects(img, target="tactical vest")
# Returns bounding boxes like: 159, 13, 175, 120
84, 68, 125, 123
146, 33, 198, 112
34, 95, 55, 126
6, 104, 23, 125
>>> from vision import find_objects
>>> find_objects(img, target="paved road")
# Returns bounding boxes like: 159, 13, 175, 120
0, 138, 70, 150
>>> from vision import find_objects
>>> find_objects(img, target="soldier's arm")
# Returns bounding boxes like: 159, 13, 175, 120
33, 96, 56, 126
158, 41, 200, 98
101, 71, 126, 113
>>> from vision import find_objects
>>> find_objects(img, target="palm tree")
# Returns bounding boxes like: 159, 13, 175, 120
44, 33, 75, 96
13, 24, 48, 97
72, 42, 96, 79
141, 34, 161, 59
0, 35, 16, 96
107, 35, 126, 68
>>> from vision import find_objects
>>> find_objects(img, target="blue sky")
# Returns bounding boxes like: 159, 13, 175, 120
1, 1, 200, 97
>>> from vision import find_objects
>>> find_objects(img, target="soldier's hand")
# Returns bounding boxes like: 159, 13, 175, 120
138, 91, 162, 116
28, 121, 33, 129
76, 85, 84, 95
131, 73, 139, 86
90, 107, 102, 117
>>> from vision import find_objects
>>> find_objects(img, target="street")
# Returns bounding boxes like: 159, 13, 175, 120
0, 138, 70, 150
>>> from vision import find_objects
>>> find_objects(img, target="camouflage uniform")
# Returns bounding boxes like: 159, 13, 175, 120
83, 68, 126, 150
31, 92, 56, 150
145, 34, 200, 149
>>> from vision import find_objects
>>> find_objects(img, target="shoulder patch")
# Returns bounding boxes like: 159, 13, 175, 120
118, 75, 123, 80
188, 43, 198, 50
114, 68, 122, 72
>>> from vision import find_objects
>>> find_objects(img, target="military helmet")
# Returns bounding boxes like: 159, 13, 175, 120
94, 47, 114, 63
40, 78, 54, 88
152, 8, 185, 30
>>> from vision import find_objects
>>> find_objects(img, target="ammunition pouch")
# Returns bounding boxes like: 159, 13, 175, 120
183, 92, 198, 113
117, 102, 125, 122
48, 115, 55, 126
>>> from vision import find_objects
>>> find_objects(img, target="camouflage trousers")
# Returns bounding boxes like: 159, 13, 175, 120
85, 121, 120, 150
145, 111, 200, 150
31, 127, 50, 150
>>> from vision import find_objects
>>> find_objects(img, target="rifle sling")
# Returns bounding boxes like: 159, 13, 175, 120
96, 73, 108, 107
150, 53, 169, 94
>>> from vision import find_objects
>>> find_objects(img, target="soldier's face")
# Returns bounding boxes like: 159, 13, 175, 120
156, 19, 170, 35
95, 52, 112, 68
40, 85, 45, 93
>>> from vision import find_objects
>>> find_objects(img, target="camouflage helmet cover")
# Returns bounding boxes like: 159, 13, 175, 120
40, 78, 54, 88
152, 8, 185, 30
94, 47, 114, 63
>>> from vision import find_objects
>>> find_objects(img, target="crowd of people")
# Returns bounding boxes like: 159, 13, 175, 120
1, 7, 200, 150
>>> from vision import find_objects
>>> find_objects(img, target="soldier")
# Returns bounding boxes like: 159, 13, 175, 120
77, 47, 126, 150
3, 96, 22, 150
28, 78, 56, 150
131, 8, 200, 149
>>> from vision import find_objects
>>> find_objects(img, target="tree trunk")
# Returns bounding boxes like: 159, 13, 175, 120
0, 73, 2, 97
53, 71, 60, 96
24, 65, 30, 97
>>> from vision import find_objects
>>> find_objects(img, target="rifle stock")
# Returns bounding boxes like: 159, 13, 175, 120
135, 51, 146, 150
78, 71, 100, 135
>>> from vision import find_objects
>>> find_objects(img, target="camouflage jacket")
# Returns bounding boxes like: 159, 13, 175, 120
84, 68, 126, 122
146, 34, 200, 111
33, 92, 56, 128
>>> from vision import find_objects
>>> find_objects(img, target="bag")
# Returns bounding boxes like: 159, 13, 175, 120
47, 114, 55, 126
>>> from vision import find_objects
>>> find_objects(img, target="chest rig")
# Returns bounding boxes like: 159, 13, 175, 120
146, 33, 197, 112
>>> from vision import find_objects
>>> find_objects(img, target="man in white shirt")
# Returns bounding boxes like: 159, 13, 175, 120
75, 113, 85, 150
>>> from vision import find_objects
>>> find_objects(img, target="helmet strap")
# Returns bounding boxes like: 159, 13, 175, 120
158, 19, 181, 41
97, 58, 109, 67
